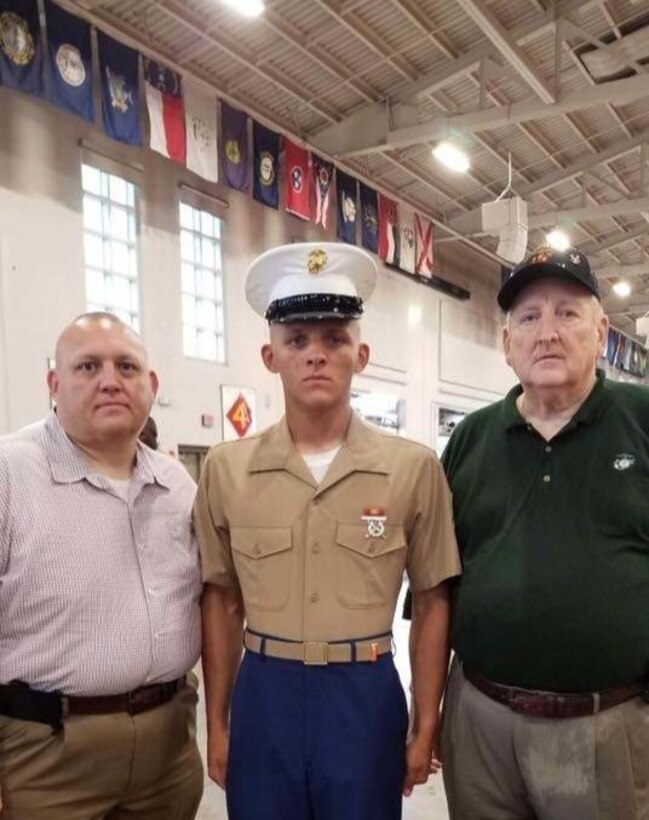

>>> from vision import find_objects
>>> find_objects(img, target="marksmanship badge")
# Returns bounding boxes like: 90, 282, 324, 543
361, 506, 387, 539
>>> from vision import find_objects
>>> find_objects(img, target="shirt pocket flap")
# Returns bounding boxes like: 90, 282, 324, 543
336, 524, 405, 558
231, 526, 292, 559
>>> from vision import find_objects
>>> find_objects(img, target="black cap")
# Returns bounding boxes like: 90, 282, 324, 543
497, 246, 600, 311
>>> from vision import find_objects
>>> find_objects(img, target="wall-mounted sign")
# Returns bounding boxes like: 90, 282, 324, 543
221, 386, 257, 440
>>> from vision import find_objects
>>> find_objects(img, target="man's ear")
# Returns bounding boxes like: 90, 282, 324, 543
502, 325, 512, 367
355, 343, 370, 374
261, 343, 278, 373
46, 369, 58, 402
149, 370, 160, 397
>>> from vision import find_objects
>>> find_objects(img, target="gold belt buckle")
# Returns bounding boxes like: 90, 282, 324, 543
303, 642, 329, 665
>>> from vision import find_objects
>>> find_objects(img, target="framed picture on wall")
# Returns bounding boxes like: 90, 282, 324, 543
434, 405, 469, 456
221, 386, 257, 441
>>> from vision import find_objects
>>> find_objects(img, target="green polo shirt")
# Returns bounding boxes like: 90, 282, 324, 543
443, 370, 649, 692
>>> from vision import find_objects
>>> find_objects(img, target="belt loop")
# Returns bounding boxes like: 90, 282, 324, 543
350, 641, 357, 663
593, 692, 600, 714
260, 636, 267, 658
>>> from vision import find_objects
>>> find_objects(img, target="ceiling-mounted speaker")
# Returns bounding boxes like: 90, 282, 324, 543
636, 316, 649, 339
481, 196, 528, 265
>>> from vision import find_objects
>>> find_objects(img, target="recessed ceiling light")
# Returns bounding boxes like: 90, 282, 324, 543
612, 280, 632, 298
546, 229, 570, 252
432, 142, 470, 174
220, 0, 265, 17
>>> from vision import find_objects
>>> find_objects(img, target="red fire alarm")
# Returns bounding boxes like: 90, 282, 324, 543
201, 413, 214, 428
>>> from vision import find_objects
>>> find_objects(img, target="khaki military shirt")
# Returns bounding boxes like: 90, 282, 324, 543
194, 413, 461, 641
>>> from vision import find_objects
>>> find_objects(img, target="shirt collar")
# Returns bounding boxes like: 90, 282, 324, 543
42, 412, 170, 489
248, 411, 389, 488
503, 368, 607, 432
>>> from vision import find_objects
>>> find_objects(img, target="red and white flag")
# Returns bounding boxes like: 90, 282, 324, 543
184, 82, 218, 182
398, 206, 416, 274
144, 59, 185, 163
378, 194, 398, 264
415, 213, 434, 277
312, 155, 333, 229
284, 138, 311, 221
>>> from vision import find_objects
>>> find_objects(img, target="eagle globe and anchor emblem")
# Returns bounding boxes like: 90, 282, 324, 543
306, 248, 328, 275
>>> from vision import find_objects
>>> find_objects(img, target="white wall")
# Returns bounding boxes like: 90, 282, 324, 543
0, 86, 567, 454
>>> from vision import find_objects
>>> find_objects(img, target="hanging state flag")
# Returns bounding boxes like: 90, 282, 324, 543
284, 138, 311, 221
378, 194, 398, 264
144, 58, 185, 163
336, 170, 357, 245
312, 155, 333, 229
45, 0, 92, 121
98, 31, 141, 146
359, 183, 378, 253
415, 213, 434, 278
253, 121, 280, 209
0, 0, 43, 96
398, 207, 416, 274
221, 101, 249, 191
184, 82, 218, 182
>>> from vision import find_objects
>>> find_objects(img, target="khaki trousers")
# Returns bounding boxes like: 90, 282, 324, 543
0, 679, 203, 820
441, 660, 649, 820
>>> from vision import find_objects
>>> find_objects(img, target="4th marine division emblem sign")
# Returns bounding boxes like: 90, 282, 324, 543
0, 12, 35, 66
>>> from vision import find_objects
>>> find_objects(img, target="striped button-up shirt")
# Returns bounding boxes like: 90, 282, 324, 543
0, 413, 202, 696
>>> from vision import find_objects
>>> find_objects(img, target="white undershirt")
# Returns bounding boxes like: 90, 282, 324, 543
302, 446, 341, 484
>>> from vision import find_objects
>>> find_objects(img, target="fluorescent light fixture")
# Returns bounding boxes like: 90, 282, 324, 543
612, 280, 632, 298
546, 229, 570, 252
220, 0, 265, 17
432, 142, 470, 174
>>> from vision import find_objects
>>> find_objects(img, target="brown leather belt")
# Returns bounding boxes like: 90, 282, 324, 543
62, 678, 184, 716
244, 631, 393, 665
464, 666, 644, 719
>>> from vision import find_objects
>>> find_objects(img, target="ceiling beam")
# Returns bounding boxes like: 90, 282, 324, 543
326, 73, 649, 156
528, 197, 649, 228
395, 0, 595, 103
593, 263, 649, 278
580, 225, 649, 255
448, 132, 649, 234
455, 0, 555, 103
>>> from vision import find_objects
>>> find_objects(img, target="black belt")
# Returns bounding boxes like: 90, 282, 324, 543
464, 666, 646, 719
0, 678, 184, 733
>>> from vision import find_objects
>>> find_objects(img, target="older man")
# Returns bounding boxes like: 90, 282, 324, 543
436, 247, 649, 820
194, 243, 461, 820
0, 313, 203, 819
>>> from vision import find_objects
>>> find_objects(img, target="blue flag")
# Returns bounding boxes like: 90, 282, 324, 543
0, 0, 43, 96
97, 31, 141, 146
359, 183, 378, 253
221, 102, 249, 191
45, 0, 93, 122
253, 121, 280, 209
336, 170, 357, 245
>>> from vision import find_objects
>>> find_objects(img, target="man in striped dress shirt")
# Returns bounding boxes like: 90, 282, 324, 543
0, 312, 204, 819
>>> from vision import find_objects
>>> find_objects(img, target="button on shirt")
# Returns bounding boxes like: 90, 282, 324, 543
194, 413, 461, 642
0, 413, 202, 696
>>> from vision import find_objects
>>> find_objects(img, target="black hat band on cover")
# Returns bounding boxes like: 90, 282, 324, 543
265, 293, 364, 323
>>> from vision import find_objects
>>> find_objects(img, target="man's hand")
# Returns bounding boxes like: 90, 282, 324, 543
403, 726, 439, 797
207, 726, 229, 789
